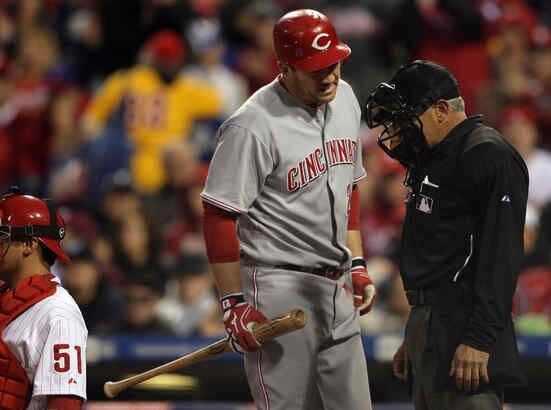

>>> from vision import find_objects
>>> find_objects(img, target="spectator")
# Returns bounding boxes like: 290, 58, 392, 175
0, 56, 14, 190
142, 140, 200, 239
112, 208, 160, 275
115, 270, 174, 335
1, 26, 61, 195
478, 1, 543, 127
184, 18, 250, 161
186, 19, 248, 116
17, 0, 45, 32
60, 206, 124, 287
359, 148, 407, 261
522, 204, 543, 267
161, 164, 209, 264
62, 246, 124, 333
221, 0, 280, 92
157, 253, 224, 336
532, 201, 551, 267
501, 104, 551, 210
82, 30, 222, 194
513, 265, 551, 335
101, 170, 141, 226
359, 258, 408, 334
48, 87, 89, 203
392, 0, 492, 112
531, 41, 551, 147
65, 7, 106, 87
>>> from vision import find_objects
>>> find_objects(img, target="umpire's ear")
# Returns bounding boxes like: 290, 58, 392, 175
433, 99, 456, 124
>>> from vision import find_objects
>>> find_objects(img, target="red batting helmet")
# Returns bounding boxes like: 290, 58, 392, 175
0, 188, 70, 263
273, 9, 351, 72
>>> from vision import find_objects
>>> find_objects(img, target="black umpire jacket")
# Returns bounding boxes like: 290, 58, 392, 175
400, 116, 528, 390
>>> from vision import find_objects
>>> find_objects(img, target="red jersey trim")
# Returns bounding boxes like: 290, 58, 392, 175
353, 169, 367, 184
200, 193, 247, 215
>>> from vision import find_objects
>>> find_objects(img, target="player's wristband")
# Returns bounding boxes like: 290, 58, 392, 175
220, 292, 245, 311
351, 257, 367, 270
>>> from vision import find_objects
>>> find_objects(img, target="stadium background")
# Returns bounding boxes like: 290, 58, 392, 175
0, 0, 550, 408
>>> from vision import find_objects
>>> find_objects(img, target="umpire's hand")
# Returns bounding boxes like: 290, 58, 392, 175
449, 344, 490, 392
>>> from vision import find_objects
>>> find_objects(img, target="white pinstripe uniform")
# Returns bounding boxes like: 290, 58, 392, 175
202, 78, 372, 410
3, 277, 87, 409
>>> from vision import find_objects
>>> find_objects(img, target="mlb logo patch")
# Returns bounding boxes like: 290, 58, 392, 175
415, 194, 434, 214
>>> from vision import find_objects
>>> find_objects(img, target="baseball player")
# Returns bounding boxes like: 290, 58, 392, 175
201, 9, 375, 410
0, 187, 87, 410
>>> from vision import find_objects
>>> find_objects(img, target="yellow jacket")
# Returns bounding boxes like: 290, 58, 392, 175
84, 65, 221, 193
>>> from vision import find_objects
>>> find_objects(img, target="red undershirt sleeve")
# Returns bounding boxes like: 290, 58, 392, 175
203, 201, 241, 263
47, 395, 83, 410
348, 184, 361, 230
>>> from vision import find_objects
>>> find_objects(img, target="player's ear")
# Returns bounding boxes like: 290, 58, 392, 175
278, 61, 292, 78
21, 238, 36, 258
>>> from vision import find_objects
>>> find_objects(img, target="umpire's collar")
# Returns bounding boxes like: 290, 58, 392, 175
431, 115, 484, 157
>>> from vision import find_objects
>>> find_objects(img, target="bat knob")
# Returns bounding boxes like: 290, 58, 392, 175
292, 309, 307, 328
104, 381, 118, 399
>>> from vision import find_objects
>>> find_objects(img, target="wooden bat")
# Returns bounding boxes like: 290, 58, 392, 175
104, 308, 307, 398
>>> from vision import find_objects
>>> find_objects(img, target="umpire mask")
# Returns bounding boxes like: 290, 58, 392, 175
365, 60, 460, 169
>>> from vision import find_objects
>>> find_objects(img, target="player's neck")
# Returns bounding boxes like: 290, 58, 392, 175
279, 75, 320, 108
7, 263, 51, 288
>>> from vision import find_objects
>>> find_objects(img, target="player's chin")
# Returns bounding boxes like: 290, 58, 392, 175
315, 87, 337, 103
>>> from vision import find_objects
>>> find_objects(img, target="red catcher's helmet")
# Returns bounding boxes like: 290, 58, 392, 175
0, 188, 70, 263
143, 30, 186, 67
273, 9, 351, 72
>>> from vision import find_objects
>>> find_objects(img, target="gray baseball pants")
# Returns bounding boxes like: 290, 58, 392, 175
241, 265, 372, 410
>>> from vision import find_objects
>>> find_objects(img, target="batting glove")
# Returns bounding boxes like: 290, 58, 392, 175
221, 293, 268, 353
350, 257, 376, 315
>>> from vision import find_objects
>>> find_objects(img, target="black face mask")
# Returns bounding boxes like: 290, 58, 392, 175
156, 66, 179, 84
365, 82, 431, 170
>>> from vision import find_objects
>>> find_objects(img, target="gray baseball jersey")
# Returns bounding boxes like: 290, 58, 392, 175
201, 78, 366, 268
202, 77, 371, 410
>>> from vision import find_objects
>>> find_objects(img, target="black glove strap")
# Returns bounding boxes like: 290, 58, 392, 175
351, 257, 367, 268
220, 292, 245, 311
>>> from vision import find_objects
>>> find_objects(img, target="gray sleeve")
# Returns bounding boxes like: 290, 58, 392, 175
345, 82, 366, 184
353, 135, 367, 183
201, 124, 274, 213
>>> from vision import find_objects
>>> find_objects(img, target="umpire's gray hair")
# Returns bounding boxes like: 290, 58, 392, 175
447, 96, 465, 112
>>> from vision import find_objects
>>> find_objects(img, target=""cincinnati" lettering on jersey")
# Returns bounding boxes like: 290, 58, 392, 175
287, 138, 357, 192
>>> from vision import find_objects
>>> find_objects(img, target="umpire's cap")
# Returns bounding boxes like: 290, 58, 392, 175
391, 60, 461, 111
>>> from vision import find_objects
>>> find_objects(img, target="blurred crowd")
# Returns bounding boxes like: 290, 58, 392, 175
0, 0, 549, 338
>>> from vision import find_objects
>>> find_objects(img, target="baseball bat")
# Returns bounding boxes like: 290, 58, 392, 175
103, 308, 307, 398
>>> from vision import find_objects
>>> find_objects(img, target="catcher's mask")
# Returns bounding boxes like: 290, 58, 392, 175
365, 60, 460, 169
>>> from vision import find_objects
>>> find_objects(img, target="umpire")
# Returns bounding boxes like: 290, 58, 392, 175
366, 60, 528, 410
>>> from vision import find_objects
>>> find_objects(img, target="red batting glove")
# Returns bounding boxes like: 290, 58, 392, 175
350, 257, 376, 315
221, 293, 269, 353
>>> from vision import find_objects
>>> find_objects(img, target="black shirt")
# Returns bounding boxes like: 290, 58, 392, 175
400, 116, 528, 351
